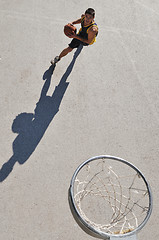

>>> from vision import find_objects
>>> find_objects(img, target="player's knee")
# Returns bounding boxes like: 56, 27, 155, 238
68, 47, 73, 52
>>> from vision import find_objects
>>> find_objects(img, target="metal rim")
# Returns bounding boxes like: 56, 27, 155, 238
69, 155, 153, 239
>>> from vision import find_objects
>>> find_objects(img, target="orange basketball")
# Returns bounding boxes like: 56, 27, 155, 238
64, 24, 76, 38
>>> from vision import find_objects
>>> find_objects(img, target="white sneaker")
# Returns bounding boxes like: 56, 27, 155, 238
50, 56, 60, 65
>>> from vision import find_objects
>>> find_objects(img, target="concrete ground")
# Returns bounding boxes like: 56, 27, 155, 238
0, 0, 159, 239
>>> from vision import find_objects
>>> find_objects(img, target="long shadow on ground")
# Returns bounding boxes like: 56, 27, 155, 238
0, 45, 83, 182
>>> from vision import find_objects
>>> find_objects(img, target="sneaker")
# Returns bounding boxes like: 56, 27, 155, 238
50, 56, 60, 65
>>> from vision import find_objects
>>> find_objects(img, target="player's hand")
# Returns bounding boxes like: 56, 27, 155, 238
70, 31, 77, 38
68, 23, 74, 26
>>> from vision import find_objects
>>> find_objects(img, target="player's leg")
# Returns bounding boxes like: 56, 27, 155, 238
51, 47, 72, 65
59, 46, 73, 59
50, 39, 81, 65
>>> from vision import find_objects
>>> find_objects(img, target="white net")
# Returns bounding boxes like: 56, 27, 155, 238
73, 158, 150, 235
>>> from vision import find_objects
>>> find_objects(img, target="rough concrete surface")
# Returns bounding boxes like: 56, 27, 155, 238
0, 0, 159, 239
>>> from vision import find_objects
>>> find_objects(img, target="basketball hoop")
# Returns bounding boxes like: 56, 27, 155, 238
68, 155, 152, 240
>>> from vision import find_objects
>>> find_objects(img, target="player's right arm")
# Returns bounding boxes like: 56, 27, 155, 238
71, 18, 81, 25
70, 14, 84, 25
70, 18, 81, 25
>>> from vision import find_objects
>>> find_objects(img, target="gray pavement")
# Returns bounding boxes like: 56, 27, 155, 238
0, 0, 159, 239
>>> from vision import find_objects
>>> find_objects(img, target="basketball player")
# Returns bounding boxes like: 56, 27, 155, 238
51, 8, 98, 65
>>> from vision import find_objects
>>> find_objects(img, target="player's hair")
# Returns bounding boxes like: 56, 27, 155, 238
85, 8, 95, 18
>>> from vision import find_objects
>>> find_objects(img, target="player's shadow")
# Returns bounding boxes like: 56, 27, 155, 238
0, 45, 83, 182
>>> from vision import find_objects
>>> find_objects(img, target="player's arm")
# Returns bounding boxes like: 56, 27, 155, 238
69, 14, 84, 25
72, 26, 98, 44
71, 18, 81, 25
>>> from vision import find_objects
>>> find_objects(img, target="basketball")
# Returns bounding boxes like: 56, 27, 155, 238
64, 24, 76, 38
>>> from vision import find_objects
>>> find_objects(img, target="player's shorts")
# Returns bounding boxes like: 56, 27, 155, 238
69, 38, 89, 49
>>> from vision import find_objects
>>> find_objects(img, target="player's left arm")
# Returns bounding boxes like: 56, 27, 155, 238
72, 26, 98, 44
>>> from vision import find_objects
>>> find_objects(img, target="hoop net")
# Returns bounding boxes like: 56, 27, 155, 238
72, 157, 151, 236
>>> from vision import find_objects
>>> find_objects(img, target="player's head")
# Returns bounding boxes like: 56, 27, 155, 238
85, 8, 95, 18
84, 8, 95, 24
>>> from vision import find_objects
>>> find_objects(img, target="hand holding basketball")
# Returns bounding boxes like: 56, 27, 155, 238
64, 23, 77, 38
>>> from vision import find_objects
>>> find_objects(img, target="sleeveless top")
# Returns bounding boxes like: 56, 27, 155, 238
78, 16, 98, 45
